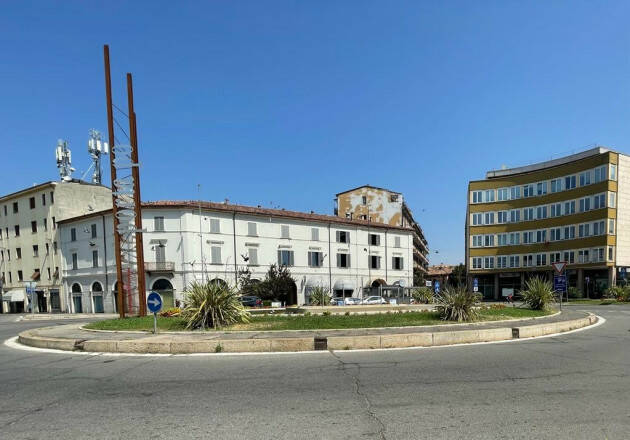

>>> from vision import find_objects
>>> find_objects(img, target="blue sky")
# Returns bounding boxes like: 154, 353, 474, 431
1, 1, 629, 265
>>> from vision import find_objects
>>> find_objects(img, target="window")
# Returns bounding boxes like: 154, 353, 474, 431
564, 226, 575, 240
564, 200, 575, 215
91, 223, 97, 238
484, 234, 494, 247
14, 225, 19, 237
394, 236, 401, 248
523, 184, 534, 198
392, 256, 404, 270
565, 175, 576, 190
53, 241, 58, 255
390, 194, 399, 202
281, 225, 290, 239
247, 222, 257, 236
509, 232, 520, 245
509, 209, 520, 223
498, 188, 508, 201
550, 228, 561, 241
537, 182, 547, 195
472, 235, 483, 247
536, 206, 547, 219
550, 203, 561, 217
523, 231, 534, 244
72, 253, 78, 270
609, 219, 615, 234
484, 212, 494, 225
609, 246, 614, 260
472, 191, 482, 203
336, 253, 350, 268
70, 228, 77, 241
311, 228, 320, 241
248, 248, 258, 265
31, 220, 37, 233
472, 213, 482, 225
594, 165, 607, 183
509, 256, 520, 268
12, 202, 18, 213
154, 216, 165, 232
369, 255, 381, 269
497, 234, 507, 246
308, 251, 323, 267
92, 250, 99, 268
595, 248, 605, 262
33, 245, 38, 257
3, 206, 6, 216
579, 224, 590, 238
484, 190, 495, 202
209, 218, 220, 233
578, 249, 589, 263
6, 249, 10, 261
369, 234, 380, 246
211, 246, 222, 264
536, 230, 547, 243
16, 248, 21, 259
593, 220, 605, 236
609, 192, 616, 208
42, 193, 46, 206
43, 218, 47, 231
336, 231, 349, 243
610, 164, 617, 181
362, 195, 367, 205
278, 250, 295, 266
579, 171, 591, 186
497, 256, 507, 268
524, 208, 534, 221
472, 257, 482, 269
50, 192, 54, 204
17, 270, 23, 281
484, 257, 494, 269
579, 197, 590, 213
29, 197, 35, 209
536, 253, 547, 266
510, 186, 521, 200
593, 194, 605, 209
550, 252, 561, 263
497, 211, 508, 224
551, 178, 562, 193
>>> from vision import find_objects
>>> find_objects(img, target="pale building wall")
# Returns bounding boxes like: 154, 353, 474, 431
337, 187, 404, 226
616, 154, 630, 267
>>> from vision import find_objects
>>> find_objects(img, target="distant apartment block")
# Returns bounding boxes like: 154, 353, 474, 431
466, 147, 629, 299
334, 185, 429, 275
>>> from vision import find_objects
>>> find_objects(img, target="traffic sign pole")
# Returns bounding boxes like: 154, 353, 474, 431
153, 312, 157, 334
146, 291, 163, 334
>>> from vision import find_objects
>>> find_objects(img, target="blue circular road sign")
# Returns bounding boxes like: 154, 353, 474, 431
147, 291, 163, 314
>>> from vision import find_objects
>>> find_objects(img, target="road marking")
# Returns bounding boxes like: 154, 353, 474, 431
3, 315, 606, 358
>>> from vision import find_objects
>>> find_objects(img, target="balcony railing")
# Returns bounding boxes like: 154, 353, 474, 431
144, 262, 175, 272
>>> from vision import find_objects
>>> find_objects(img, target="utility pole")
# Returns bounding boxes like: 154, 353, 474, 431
104, 45, 125, 318
127, 73, 147, 317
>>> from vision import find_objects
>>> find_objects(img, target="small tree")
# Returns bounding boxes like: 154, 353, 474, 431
237, 266, 259, 296
309, 286, 331, 305
450, 264, 466, 287
257, 264, 295, 303
181, 281, 250, 329
520, 277, 556, 310
411, 287, 433, 304
413, 267, 425, 287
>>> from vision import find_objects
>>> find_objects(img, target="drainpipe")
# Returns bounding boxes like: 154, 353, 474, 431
102, 215, 110, 312
328, 222, 332, 294
233, 211, 238, 285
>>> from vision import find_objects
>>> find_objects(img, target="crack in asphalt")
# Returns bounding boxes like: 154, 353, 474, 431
329, 351, 387, 440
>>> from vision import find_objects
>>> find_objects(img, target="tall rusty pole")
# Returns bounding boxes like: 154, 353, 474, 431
127, 73, 147, 316
104, 45, 126, 318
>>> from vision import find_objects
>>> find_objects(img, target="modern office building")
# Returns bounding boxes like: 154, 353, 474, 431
334, 185, 429, 275
0, 180, 112, 312
466, 147, 629, 299
58, 200, 414, 313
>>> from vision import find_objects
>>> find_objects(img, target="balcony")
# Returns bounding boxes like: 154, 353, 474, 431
145, 262, 175, 273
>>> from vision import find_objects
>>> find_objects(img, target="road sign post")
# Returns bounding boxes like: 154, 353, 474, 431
147, 291, 163, 334
473, 278, 478, 293
434, 281, 440, 294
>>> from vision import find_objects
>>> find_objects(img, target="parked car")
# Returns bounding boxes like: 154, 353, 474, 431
345, 297, 362, 305
330, 297, 361, 306
238, 296, 263, 307
362, 296, 388, 305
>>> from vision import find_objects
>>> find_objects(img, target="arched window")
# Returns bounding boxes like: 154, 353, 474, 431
71, 283, 82, 293
91, 282, 103, 292
152, 279, 174, 308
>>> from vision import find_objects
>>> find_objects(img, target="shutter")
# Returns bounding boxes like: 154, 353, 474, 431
347, 254, 351, 268
376, 235, 380, 246
400, 258, 404, 270
336, 231, 340, 242
290, 251, 294, 266
278, 250, 282, 265
336, 254, 340, 267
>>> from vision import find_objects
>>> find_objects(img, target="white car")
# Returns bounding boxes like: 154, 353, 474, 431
362, 296, 388, 305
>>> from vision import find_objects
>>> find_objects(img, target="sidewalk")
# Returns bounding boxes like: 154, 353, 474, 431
17, 309, 597, 354
20, 313, 118, 321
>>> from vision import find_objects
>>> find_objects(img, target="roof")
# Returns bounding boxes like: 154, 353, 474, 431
427, 265, 454, 276
58, 200, 413, 232
0, 179, 109, 202
484, 147, 613, 179
335, 184, 401, 197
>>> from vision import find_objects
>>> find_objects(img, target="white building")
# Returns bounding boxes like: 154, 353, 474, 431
58, 200, 414, 313
0, 180, 112, 313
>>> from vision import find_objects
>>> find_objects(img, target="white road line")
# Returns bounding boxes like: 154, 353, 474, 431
3, 315, 606, 358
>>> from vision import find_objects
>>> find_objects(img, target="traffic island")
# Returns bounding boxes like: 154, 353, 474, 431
15, 310, 599, 354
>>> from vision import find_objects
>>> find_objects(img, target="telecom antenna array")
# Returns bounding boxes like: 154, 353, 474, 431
55, 139, 75, 182
87, 129, 109, 184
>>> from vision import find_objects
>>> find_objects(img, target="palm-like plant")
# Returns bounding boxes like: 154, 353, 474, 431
435, 286, 481, 322
520, 277, 556, 310
309, 286, 331, 306
411, 287, 434, 304
181, 281, 250, 329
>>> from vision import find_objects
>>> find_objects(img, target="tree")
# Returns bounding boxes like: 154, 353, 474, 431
237, 266, 259, 296
257, 264, 295, 303
450, 264, 466, 287
413, 267, 425, 287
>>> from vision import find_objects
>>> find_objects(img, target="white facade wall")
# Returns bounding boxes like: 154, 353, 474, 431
59, 207, 414, 313
616, 154, 630, 267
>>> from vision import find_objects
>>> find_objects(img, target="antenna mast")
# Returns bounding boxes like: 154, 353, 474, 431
87, 129, 109, 184
55, 139, 75, 181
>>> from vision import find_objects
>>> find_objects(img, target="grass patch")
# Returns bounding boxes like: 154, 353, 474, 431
566, 299, 618, 305
85, 307, 551, 332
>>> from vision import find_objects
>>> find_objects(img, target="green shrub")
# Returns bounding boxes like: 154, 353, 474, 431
309, 286, 332, 306
344, 311, 350, 316
567, 287, 581, 299
520, 277, 556, 310
322, 311, 331, 316
215, 343, 223, 353
606, 286, 630, 302
435, 286, 481, 322
412, 287, 434, 304
181, 281, 251, 329
262, 300, 272, 307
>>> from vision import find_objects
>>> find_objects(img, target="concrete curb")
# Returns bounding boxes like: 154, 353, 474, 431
16, 312, 598, 354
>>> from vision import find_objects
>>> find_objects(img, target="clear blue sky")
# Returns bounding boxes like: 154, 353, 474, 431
2, 1, 629, 265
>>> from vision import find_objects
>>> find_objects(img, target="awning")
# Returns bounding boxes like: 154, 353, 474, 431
333, 279, 356, 290
392, 280, 407, 287
4, 289, 26, 302
305, 278, 326, 288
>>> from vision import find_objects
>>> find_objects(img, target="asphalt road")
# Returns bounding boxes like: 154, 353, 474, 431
0, 306, 628, 440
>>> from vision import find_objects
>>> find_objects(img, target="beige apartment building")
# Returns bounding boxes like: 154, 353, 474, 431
466, 147, 630, 299
335, 185, 429, 277
0, 180, 112, 313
